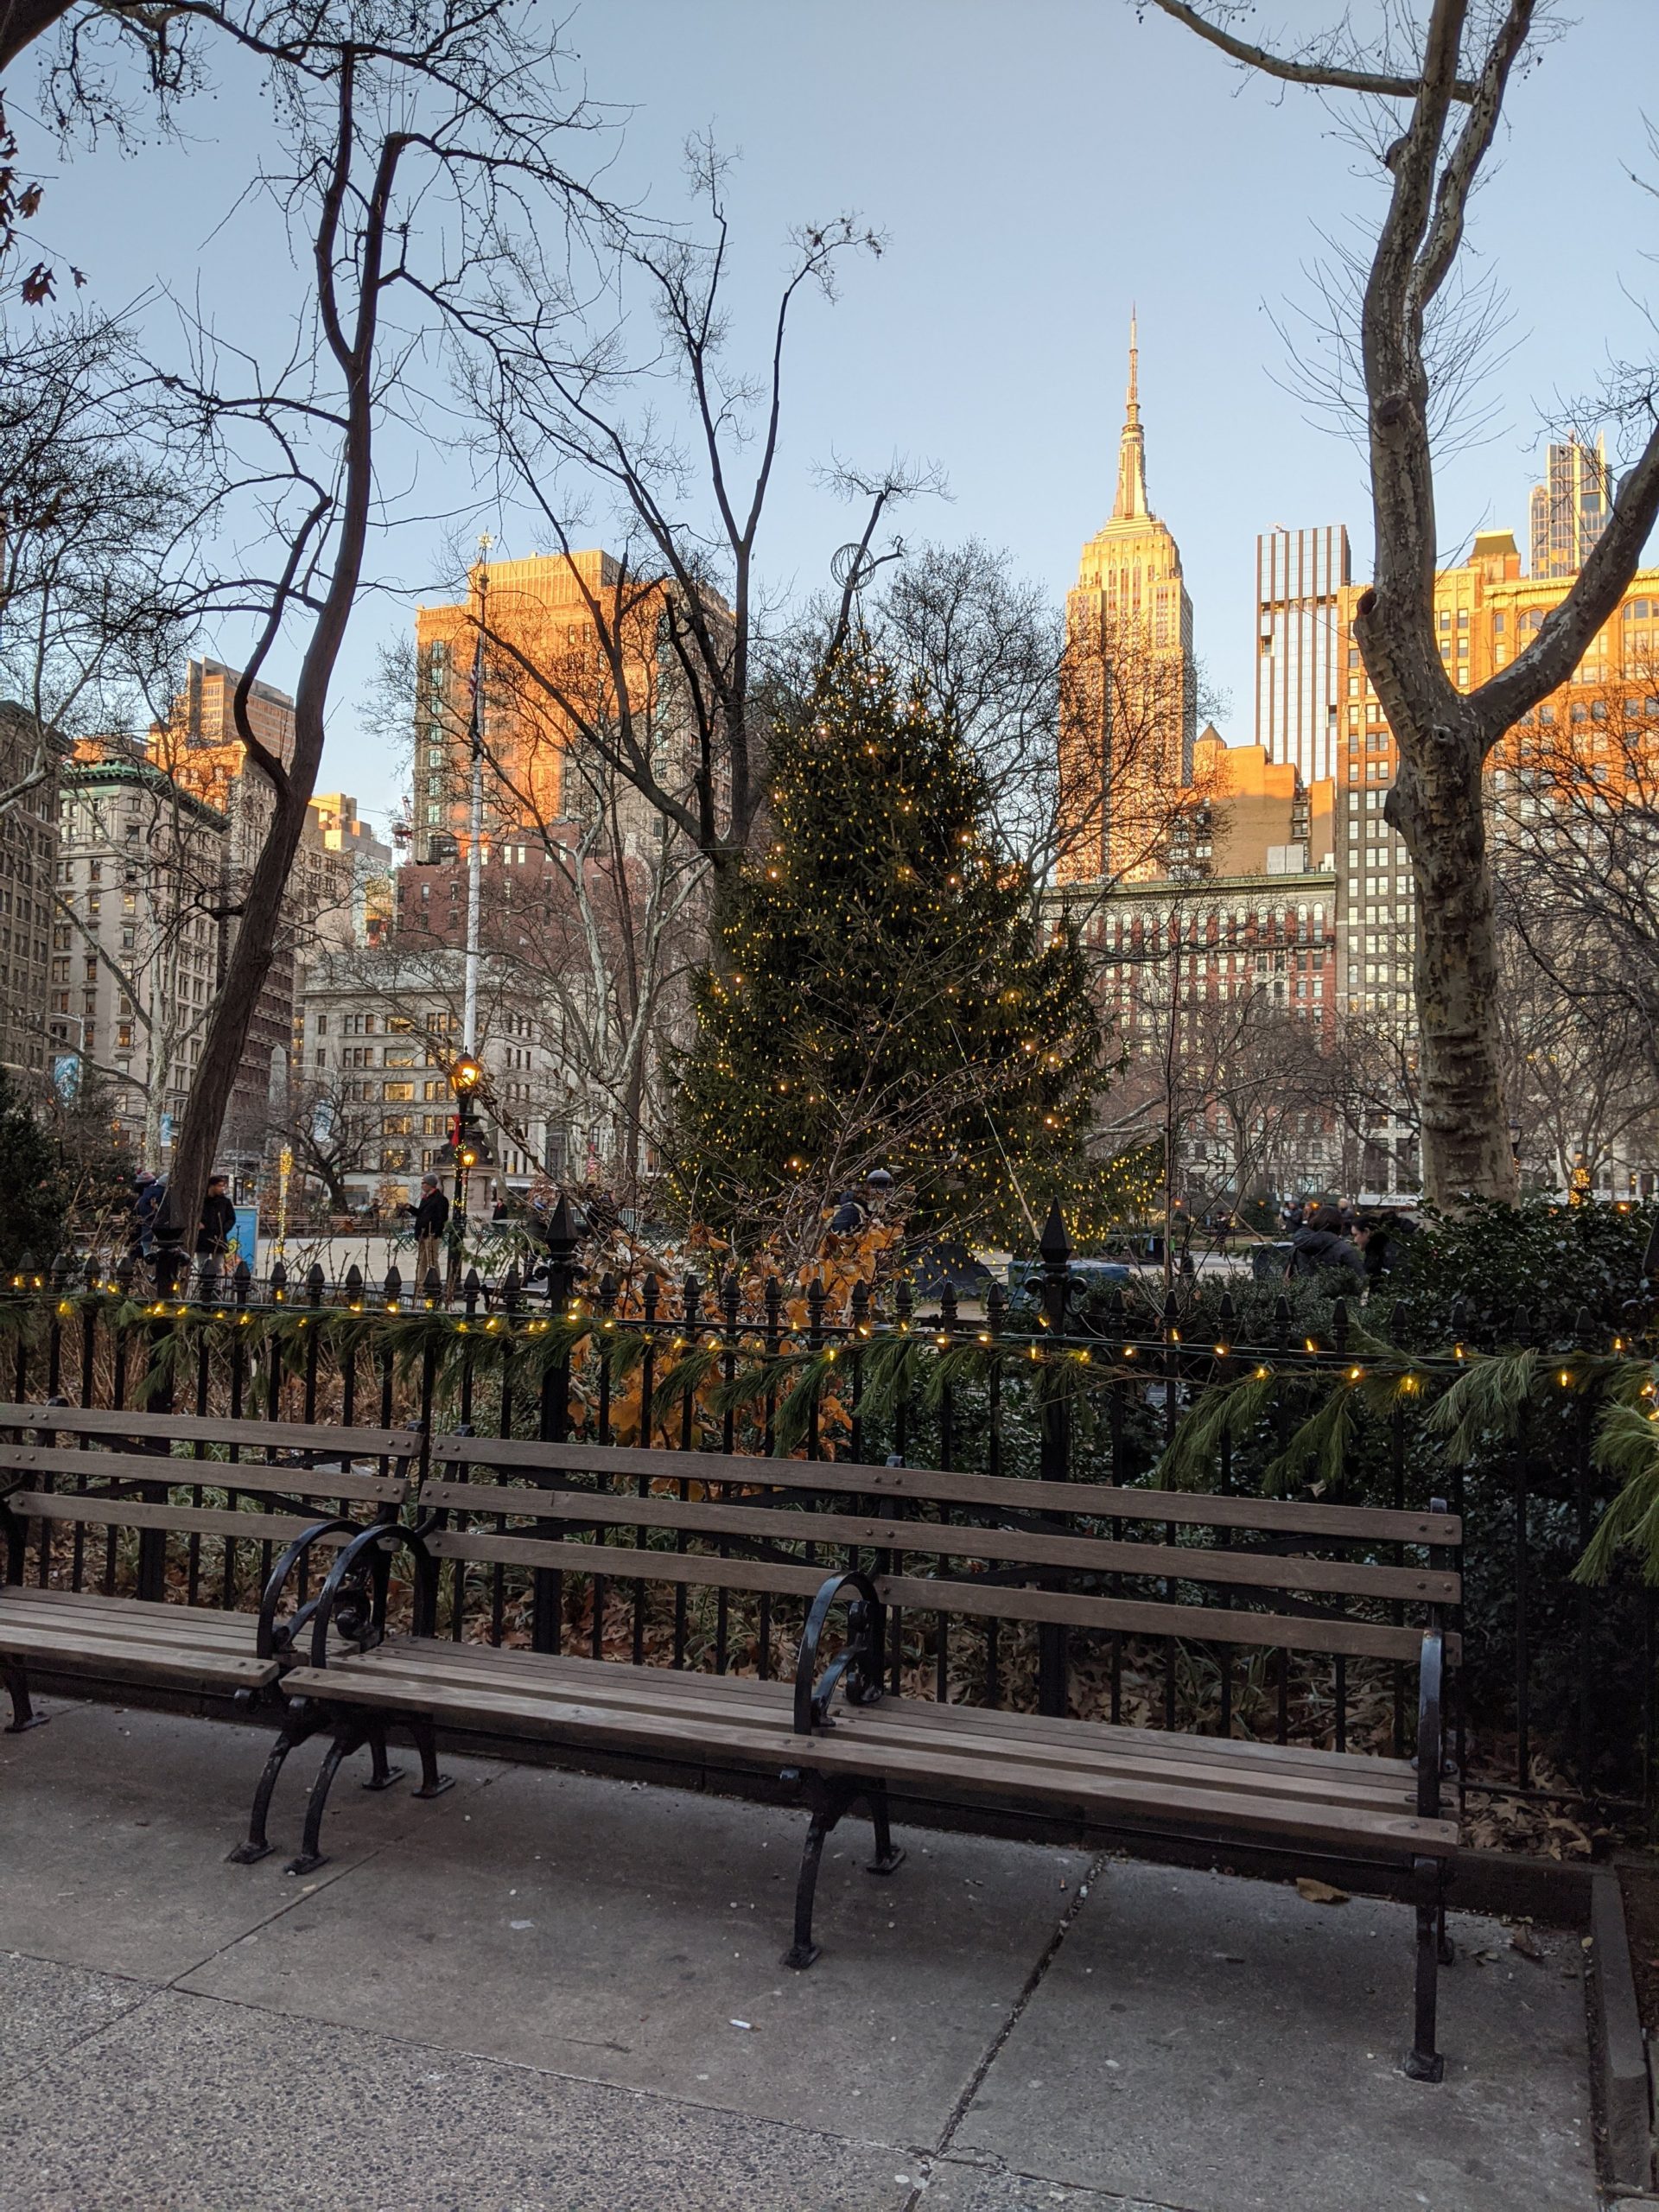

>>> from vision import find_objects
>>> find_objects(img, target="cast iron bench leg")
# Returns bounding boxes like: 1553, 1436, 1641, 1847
783, 1770, 906, 1969
1404, 1854, 1446, 2082
228, 1702, 319, 1864
409, 1714, 454, 1801
1, 1655, 46, 1733
359, 1719, 404, 1794
285, 1714, 370, 1876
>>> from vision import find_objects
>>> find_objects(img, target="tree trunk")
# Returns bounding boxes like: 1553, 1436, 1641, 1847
164, 788, 312, 1242
1389, 718, 1516, 1205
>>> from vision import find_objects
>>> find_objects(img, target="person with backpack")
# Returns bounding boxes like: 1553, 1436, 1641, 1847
1287, 1202, 1365, 1281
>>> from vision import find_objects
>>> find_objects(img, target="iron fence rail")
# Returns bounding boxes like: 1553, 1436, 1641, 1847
3, 1225, 1651, 1832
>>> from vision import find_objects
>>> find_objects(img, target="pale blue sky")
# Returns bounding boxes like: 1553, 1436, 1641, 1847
16, 0, 1659, 824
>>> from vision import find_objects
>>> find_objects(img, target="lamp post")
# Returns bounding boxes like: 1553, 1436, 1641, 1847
448, 1052, 484, 1294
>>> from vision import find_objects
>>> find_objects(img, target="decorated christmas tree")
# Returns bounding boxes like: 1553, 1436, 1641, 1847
670, 654, 1105, 1244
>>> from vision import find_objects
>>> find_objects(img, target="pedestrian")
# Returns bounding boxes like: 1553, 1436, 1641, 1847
413, 1174, 450, 1287
1286, 1202, 1365, 1281
826, 1188, 867, 1235
195, 1174, 236, 1290
129, 1170, 160, 1257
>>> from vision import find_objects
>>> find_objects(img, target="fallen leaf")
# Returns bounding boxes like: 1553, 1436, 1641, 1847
1510, 1925, 1545, 1962
1296, 1878, 1350, 1905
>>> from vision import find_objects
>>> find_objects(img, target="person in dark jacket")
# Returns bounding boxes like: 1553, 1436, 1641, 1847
130, 1170, 162, 1256
1287, 1203, 1365, 1281
196, 1174, 236, 1287
413, 1175, 450, 1286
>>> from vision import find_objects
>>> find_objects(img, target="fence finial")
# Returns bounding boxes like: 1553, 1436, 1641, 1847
1039, 1198, 1071, 1264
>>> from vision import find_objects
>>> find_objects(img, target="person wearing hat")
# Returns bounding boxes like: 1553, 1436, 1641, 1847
130, 1170, 162, 1257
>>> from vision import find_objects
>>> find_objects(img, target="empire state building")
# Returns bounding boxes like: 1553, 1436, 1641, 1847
1058, 318, 1197, 885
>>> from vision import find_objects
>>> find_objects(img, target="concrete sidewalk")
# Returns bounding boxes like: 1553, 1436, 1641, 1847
0, 1697, 1597, 2211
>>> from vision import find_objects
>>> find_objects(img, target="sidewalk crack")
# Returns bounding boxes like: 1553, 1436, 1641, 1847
899, 1848, 1109, 2211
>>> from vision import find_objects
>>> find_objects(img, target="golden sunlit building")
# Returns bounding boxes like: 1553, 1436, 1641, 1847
1058, 317, 1197, 886
1333, 530, 1659, 1020
413, 552, 693, 863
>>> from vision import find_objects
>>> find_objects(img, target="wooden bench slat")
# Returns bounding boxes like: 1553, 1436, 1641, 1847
0, 1618, 277, 1686
7, 1493, 358, 1548
422, 1529, 1450, 1663
417, 1478, 1458, 1605
0, 1587, 268, 1644
345, 1639, 1418, 1789
427, 1436, 1460, 1547
330, 1639, 1414, 1815
0, 1405, 422, 1456
279, 1658, 1457, 1858
2, 1447, 407, 1503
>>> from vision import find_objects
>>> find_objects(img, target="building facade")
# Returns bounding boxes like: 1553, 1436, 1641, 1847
413, 551, 689, 866
53, 751, 226, 1160
1052, 737, 1340, 1205
309, 793, 394, 949
1255, 524, 1351, 786
0, 704, 60, 1086
1529, 436, 1614, 582
1058, 320, 1197, 885
1332, 530, 1659, 1019
297, 947, 572, 1211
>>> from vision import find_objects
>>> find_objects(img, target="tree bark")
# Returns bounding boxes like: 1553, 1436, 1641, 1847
160, 62, 395, 1256
1388, 713, 1512, 1202
0, 0, 74, 75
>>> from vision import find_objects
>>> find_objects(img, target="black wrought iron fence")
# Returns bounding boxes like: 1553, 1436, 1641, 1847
3, 1214, 1653, 1834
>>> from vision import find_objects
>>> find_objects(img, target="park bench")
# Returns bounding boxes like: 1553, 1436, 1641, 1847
0, 1402, 424, 1860
274, 1431, 1462, 2081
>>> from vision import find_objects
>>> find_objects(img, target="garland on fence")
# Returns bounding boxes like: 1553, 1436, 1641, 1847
18, 1289, 1659, 1584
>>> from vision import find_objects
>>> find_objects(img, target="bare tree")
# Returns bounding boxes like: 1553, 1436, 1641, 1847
455, 143, 918, 893
1494, 673, 1659, 1070
0, 311, 197, 813
273, 1066, 396, 1214
1145, 0, 1659, 1206
149, 3, 607, 1256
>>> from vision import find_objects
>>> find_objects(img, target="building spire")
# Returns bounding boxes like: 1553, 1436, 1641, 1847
1113, 308, 1150, 522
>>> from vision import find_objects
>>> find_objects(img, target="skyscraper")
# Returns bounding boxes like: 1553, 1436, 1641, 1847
1058, 316, 1197, 885
1255, 524, 1351, 786
1529, 435, 1614, 579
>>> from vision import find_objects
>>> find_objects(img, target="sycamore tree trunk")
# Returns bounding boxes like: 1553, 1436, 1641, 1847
159, 66, 402, 1259
1389, 712, 1513, 1202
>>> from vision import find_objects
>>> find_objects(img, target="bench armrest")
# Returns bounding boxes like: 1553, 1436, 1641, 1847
257, 1518, 365, 1662
1415, 1619, 1446, 1821
793, 1569, 887, 1737
305, 1521, 431, 1668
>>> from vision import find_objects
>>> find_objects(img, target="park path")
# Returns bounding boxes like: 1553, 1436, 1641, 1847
0, 1699, 1597, 2211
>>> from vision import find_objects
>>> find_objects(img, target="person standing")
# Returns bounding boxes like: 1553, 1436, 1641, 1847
414, 1174, 450, 1287
195, 1174, 236, 1290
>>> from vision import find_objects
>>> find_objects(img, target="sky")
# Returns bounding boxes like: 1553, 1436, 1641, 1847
15, 0, 1659, 830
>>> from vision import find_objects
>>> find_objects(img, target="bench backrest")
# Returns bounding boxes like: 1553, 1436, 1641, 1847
0, 1403, 423, 1588
416, 1433, 1460, 1667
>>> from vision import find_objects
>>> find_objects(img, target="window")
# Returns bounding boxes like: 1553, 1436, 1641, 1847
315, 1014, 327, 1035
383, 1081, 415, 1102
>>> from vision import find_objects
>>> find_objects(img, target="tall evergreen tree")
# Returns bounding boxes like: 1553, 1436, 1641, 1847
671, 658, 1104, 1243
